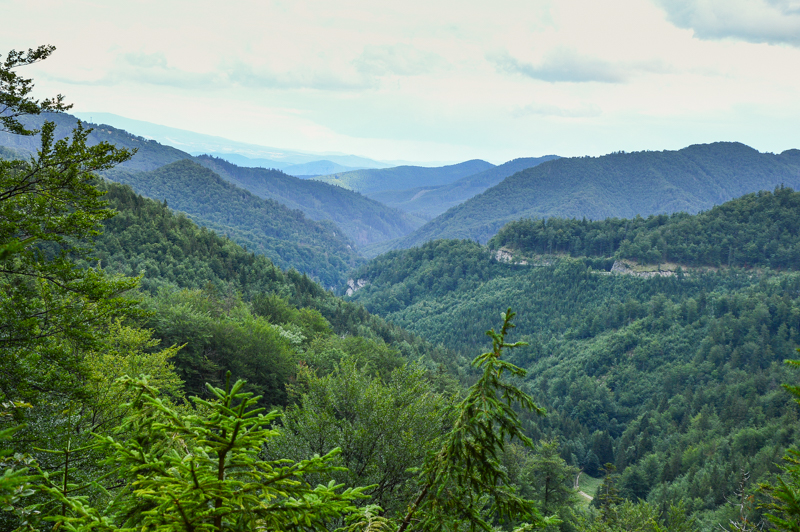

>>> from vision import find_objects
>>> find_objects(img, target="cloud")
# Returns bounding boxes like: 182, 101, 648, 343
352, 44, 449, 76
654, 0, 800, 46
121, 52, 169, 69
488, 48, 628, 83
223, 61, 374, 91
48, 52, 221, 89
513, 102, 603, 118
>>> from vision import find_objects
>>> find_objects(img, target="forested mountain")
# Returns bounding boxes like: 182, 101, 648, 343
345, 189, 800, 528
369, 155, 560, 219
103, 159, 362, 287
193, 155, 424, 246
0, 112, 191, 170
396, 142, 800, 248
314, 159, 495, 194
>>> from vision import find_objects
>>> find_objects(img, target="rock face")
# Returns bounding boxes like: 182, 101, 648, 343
494, 248, 558, 266
495, 249, 514, 263
345, 278, 369, 296
611, 261, 675, 278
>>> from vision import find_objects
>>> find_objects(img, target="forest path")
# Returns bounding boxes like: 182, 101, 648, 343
575, 472, 594, 501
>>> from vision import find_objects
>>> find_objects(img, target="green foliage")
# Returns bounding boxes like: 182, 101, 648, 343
24, 375, 368, 531
267, 361, 450, 517
399, 142, 800, 247
142, 288, 297, 406
349, 196, 800, 526
0, 87, 137, 405
397, 309, 553, 532
760, 354, 800, 532
0, 45, 70, 135
86, 183, 464, 380
526, 439, 580, 518
573, 499, 696, 532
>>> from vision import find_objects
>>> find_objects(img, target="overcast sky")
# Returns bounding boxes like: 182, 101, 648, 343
3, 0, 800, 163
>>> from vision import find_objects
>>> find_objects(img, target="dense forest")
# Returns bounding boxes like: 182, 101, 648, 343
396, 142, 800, 249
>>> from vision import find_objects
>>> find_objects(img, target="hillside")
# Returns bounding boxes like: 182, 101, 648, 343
193, 155, 424, 247
0, 112, 191, 171
368, 155, 560, 219
395, 142, 800, 248
344, 190, 800, 527
103, 159, 362, 287
490, 186, 800, 269
314, 159, 495, 195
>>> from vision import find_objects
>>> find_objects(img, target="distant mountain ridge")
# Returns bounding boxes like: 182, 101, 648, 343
73, 112, 394, 169
314, 159, 496, 195
191, 152, 368, 175
368, 155, 560, 219
193, 155, 424, 247
395, 142, 800, 248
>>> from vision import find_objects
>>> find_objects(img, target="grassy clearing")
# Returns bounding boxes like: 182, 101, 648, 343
577, 473, 602, 507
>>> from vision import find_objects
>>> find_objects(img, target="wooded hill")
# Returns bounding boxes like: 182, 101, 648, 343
104, 160, 362, 287
369, 155, 560, 219
395, 142, 800, 249
345, 188, 800, 528
314, 159, 495, 195
194, 155, 425, 246
490, 185, 800, 270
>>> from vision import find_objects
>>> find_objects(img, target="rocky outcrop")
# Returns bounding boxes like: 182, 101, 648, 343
611, 260, 675, 278
345, 278, 369, 296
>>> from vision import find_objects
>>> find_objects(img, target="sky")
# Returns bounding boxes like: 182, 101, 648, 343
3, 0, 800, 164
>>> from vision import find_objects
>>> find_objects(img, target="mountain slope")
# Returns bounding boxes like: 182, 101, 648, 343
396, 142, 800, 248
368, 155, 559, 218
0, 112, 191, 171
314, 159, 495, 195
193, 155, 424, 247
103, 159, 362, 286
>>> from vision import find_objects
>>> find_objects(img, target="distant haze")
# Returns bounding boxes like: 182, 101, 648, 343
4, 0, 800, 161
